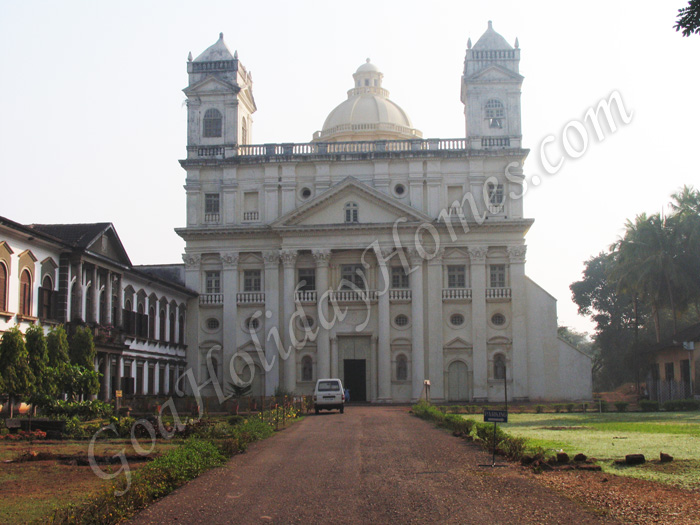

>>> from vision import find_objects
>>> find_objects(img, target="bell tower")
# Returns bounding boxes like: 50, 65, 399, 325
183, 33, 256, 158
461, 21, 523, 149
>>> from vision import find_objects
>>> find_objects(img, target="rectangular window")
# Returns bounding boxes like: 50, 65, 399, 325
489, 264, 506, 288
205, 271, 221, 294
340, 264, 366, 290
244, 270, 262, 292
205, 193, 220, 214
391, 267, 409, 289
488, 183, 504, 205
447, 186, 463, 211
297, 268, 316, 291
665, 362, 674, 382
447, 265, 466, 288
243, 192, 260, 221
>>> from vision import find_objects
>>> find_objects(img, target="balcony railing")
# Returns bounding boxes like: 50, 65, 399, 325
389, 289, 412, 301
237, 292, 265, 304
204, 213, 220, 223
199, 293, 223, 305
486, 288, 511, 299
329, 290, 377, 303
242, 211, 260, 222
295, 290, 317, 303
442, 288, 472, 301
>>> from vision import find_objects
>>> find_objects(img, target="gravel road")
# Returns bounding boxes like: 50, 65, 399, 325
132, 406, 615, 524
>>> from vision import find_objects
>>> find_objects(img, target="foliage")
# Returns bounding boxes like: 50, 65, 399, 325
0, 327, 35, 416
473, 422, 527, 460
25, 324, 49, 399
571, 186, 700, 390
614, 401, 629, 413
58, 364, 101, 401
675, 0, 700, 37
412, 401, 475, 435
68, 326, 96, 369
0, 429, 47, 441
639, 400, 659, 412
535, 405, 544, 413
40, 400, 114, 421
47, 325, 70, 368
662, 398, 700, 411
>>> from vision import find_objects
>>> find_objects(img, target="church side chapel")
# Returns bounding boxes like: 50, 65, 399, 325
179, 23, 593, 403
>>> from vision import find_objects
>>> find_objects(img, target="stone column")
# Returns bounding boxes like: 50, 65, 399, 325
370, 335, 378, 401
221, 252, 239, 388
313, 249, 332, 379
114, 275, 123, 328
280, 250, 298, 393
116, 356, 123, 394
427, 248, 445, 401
263, 251, 280, 396
89, 265, 98, 323
409, 250, 425, 401
508, 245, 528, 401
469, 246, 488, 401
377, 248, 392, 401
183, 254, 202, 393
104, 271, 113, 325
330, 335, 338, 379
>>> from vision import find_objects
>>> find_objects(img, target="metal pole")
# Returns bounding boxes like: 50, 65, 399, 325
492, 422, 497, 466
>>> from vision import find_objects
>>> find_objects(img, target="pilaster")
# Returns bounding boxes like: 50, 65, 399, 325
409, 249, 425, 401
377, 248, 392, 401
280, 249, 298, 392
469, 246, 488, 401
313, 249, 332, 379
221, 252, 239, 388
427, 248, 445, 401
508, 245, 528, 401
263, 250, 280, 395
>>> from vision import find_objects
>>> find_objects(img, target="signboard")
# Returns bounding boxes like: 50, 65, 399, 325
483, 409, 508, 423
115, 390, 123, 398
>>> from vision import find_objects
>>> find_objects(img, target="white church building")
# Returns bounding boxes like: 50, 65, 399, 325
179, 23, 593, 403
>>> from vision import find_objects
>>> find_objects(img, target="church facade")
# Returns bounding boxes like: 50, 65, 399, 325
179, 23, 593, 403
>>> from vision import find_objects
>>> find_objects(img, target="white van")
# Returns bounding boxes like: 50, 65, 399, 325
313, 378, 345, 414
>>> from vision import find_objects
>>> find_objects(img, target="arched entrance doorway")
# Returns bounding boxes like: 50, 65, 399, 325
447, 361, 469, 401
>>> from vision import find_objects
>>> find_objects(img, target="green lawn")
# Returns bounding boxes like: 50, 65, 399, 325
491, 412, 700, 490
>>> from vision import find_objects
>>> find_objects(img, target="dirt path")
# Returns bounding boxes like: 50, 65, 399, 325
132, 407, 614, 524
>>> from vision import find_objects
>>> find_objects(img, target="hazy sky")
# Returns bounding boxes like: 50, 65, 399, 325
1, 0, 698, 334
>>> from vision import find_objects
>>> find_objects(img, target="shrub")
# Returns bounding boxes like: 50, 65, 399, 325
565, 403, 574, 413
663, 399, 700, 412
228, 415, 244, 426
412, 401, 475, 436
535, 405, 544, 413
598, 400, 609, 412
639, 400, 658, 412
614, 401, 628, 413
553, 404, 564, 413
40, 399, 114, 421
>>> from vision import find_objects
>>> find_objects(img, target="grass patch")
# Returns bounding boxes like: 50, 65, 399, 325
500, 412, 700, 490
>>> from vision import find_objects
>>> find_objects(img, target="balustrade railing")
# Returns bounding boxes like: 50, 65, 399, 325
486, 288, 511, 299
204, 213, 220, 223
389, 289, 412, 301
242, 211, 260, 222
199, 293, 223, 305
442, 288, 472, 300
329, 290, 377, 302
295, 290, 317, 303
237, 292, 265, 304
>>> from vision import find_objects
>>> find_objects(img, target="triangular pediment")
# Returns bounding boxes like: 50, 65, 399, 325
444, 337, 472, 350
465, 64, 523, 82
184, 76, 238, 95
85, 226, 132, 267
272, 177, 433, 228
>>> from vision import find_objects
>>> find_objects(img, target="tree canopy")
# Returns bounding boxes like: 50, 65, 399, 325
675, 1, 700, 37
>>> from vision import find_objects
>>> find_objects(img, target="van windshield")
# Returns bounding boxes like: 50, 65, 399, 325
318, 381, 340, 392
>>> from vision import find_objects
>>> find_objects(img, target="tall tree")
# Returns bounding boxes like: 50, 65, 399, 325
47, 325, 70, 368
69, 326, 96, 369
0, 327, 35, 417
25, 324, 49, 402
675, 1, 700, 37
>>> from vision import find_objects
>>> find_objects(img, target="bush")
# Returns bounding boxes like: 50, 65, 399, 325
535, 405, 544, 413
412, 401, 475, 436
565, 403, 574, 413
598, 400, 609, 412
639, 400, 659, 412
614, 401, 629, 412
228, 415, 244, 426
662, 399, 700, 412
40, 399, 114, 421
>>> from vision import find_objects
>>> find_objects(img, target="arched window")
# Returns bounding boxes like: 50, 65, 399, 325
169, 311, 176, 342
344, 202, 359, 223
178, 314, 185, 344
494, 354, 506, 380
203, 108, 222, 137
19, 269, 32, 317
241, 118, 248, 145
0, 263, 8, 312
40, 275, 53, 319
99, 290, 107, 324
148, 306, 156, 339
159, 308, 166, 340
485, 99, 505, 129
70, 282, 80, 321
301, 355, 313, 382
396, 354, 408, 381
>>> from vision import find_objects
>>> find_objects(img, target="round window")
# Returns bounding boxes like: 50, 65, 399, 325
450, 313, 465, 326
394, 314, 409, 327
206, 318, 220, 330
491, 313, 506, 326
394, 184, 406, 197
300, 187, 312, 200
245, 316, 260, 331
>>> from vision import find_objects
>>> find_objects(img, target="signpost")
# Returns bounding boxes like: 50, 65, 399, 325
481, 365, 509, 467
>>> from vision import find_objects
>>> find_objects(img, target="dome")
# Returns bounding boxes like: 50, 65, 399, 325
314, 60, 422, 142
194, 33, 235, 62
473, 21, 513, 50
